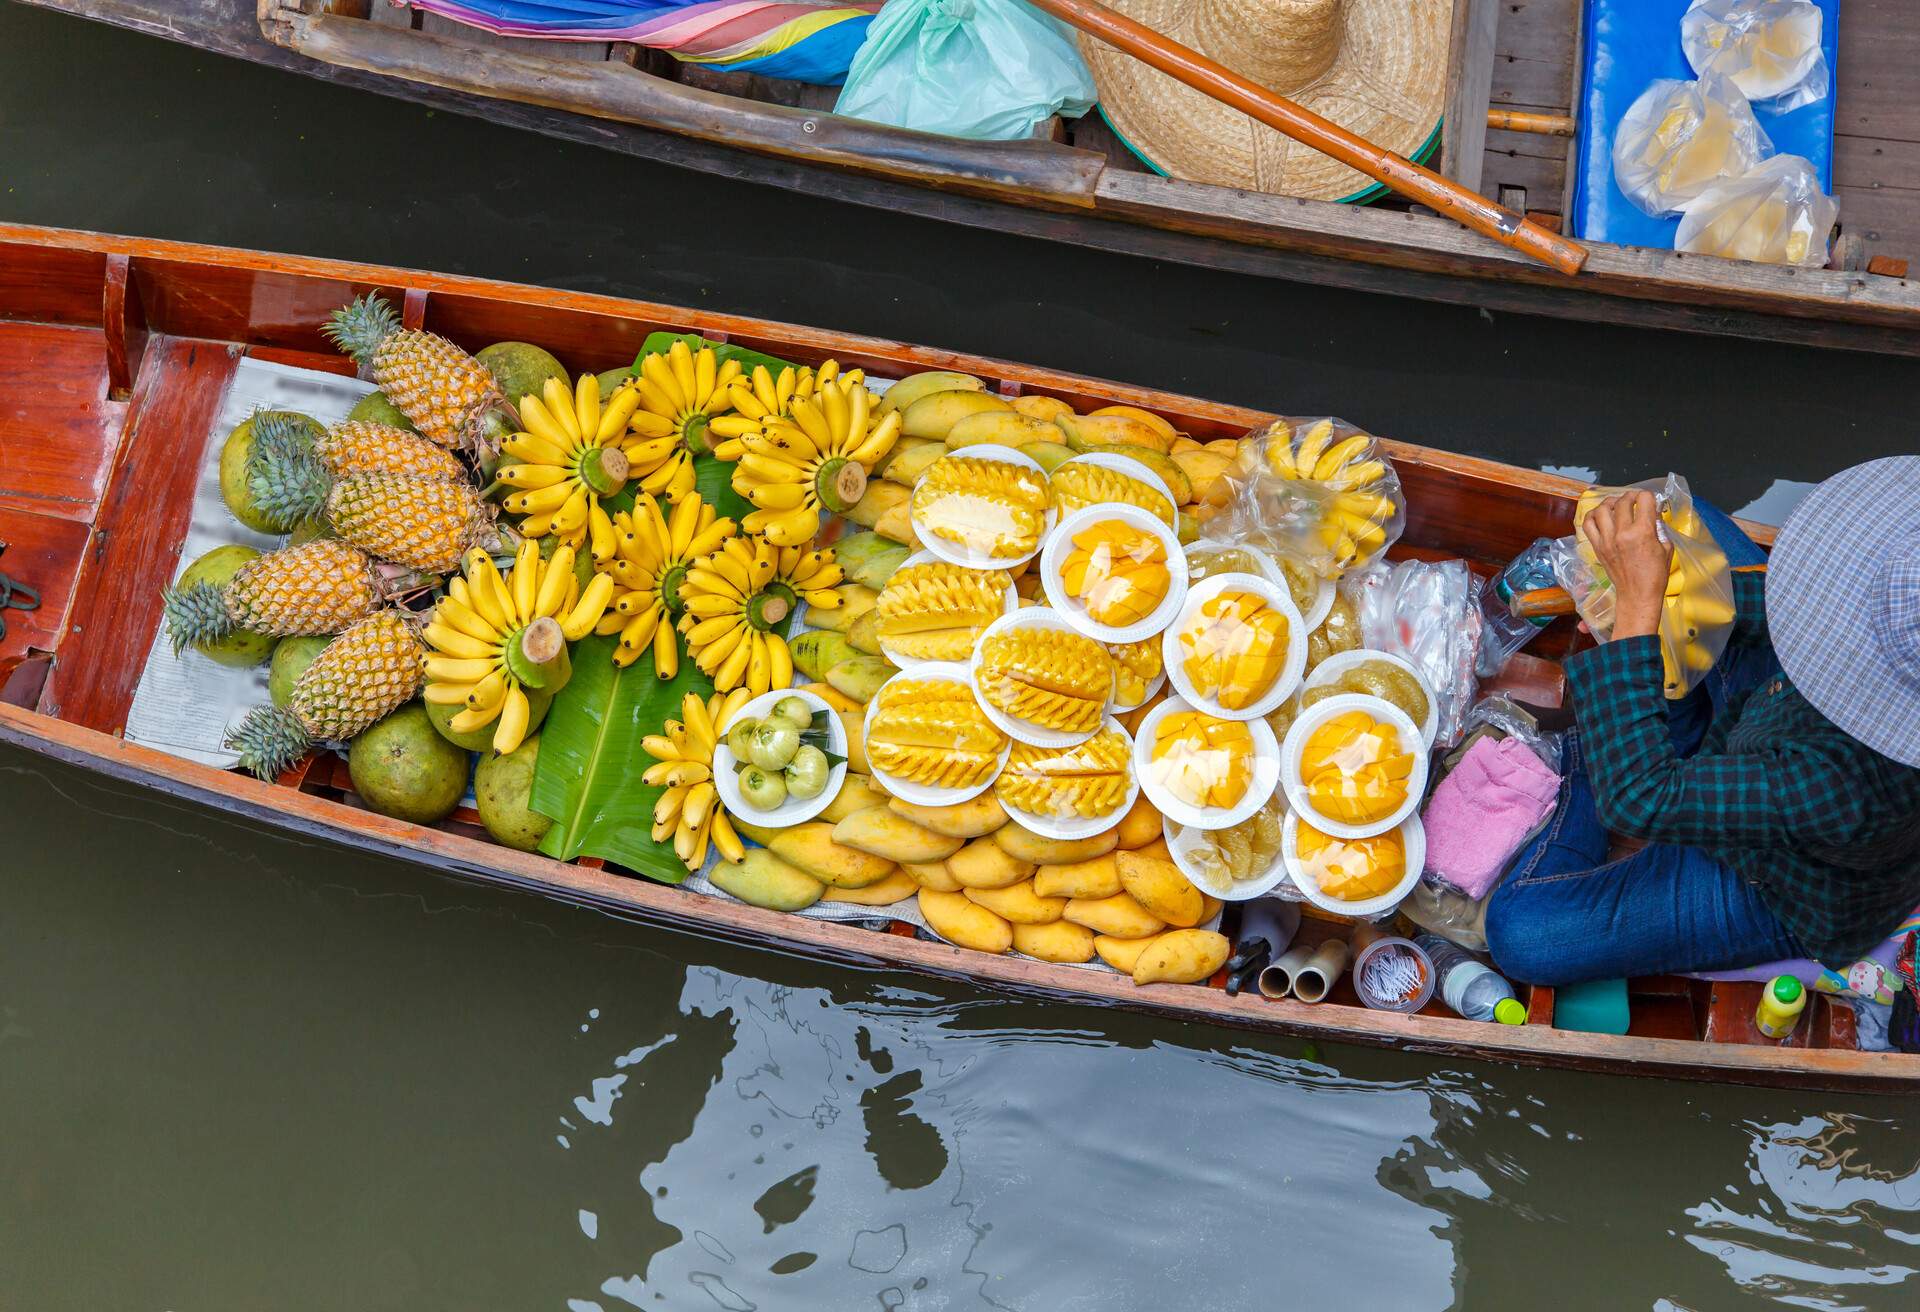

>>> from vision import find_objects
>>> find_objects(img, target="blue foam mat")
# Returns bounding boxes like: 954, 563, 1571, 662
1569, 0, 1838, 248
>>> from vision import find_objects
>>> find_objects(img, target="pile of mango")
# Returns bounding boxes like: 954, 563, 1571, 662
712, 757, 1230, 987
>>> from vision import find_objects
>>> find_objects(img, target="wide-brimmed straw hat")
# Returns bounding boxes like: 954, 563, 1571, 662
1766, 456, 1920, 768
1081, 0, 1451, 202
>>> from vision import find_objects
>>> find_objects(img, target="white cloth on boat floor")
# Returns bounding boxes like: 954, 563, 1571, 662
124, 359, 374, 769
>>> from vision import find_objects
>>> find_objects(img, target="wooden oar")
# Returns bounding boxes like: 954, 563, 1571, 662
1026, 0, 1589, 274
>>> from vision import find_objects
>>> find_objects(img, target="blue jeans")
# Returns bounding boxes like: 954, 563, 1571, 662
1483, 498, 1803, 986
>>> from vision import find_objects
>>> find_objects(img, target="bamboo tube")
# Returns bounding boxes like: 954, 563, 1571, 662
1024, 0, 1589, 274
1487, 109, 1577, 137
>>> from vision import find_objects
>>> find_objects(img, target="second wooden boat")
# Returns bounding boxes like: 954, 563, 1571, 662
0, 223, 1911, 1094
19, 0, 1920, 356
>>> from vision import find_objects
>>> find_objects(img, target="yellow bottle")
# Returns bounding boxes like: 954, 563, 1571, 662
1754, 975, 1807, 1040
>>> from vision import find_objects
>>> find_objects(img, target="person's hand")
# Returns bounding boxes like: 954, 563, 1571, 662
1582, 490, 1671, 640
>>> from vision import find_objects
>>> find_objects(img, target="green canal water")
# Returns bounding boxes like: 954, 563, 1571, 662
2, 5, 1918, 1308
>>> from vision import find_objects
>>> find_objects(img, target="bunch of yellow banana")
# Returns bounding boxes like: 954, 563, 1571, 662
495, 375, 641, 559
1575, 489, 1735, 698
678, 534, 844, 693
594, 490, 737, 673
628, 341, 743, 491
641, 687, 753, 871
708, 368, 901, 547
422, 542, 615, 753
709, 360, 864, 439
1258, 419, 1399, 573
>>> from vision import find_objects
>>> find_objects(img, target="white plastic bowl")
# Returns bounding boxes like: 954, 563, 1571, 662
1161, 572, 1307, 722
875, 549, 1019, 672
1278, 691, 1429, 839
861, 662, 1010, 805
713, 689, 847, 828
1164, 807, 1292, 902
1039, 503, 1189, 644
970, 609, 1110, 748
995, 714, 1139, 841
1282, 811, 1426, 919
908, 444, 1052, 570
1299, 648, 1440, 749
1130, 694, 1281, 830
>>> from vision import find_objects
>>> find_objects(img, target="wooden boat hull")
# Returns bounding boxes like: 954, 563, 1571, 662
0, 223, 1911, 1095
20, 0, 1920, 359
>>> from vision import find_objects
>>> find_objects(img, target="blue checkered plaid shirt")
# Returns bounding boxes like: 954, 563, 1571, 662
1567, 571, 1920, 964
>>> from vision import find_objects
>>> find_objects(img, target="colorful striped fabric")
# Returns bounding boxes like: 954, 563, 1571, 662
405, 0, 884, 84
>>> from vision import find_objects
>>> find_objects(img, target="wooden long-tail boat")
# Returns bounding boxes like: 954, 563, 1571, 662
0, 223, 1912, 1094
18, 0, 1920, 357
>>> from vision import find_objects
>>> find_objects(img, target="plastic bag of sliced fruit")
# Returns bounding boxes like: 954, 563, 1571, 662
1206, 417, 1407, 580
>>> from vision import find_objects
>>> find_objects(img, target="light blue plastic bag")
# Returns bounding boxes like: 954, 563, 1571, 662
834, 0, 1096, 141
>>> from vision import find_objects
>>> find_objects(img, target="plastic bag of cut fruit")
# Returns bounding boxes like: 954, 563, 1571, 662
1612, 75, 1771, 218
1682, 0, 1829, 112
1347, 557, 1483, 748
1675, 154, 1837, 268
1211, 418, 1406, 580
1549, 473, 1735, 700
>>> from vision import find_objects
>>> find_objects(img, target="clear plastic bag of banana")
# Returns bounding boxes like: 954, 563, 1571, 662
1210, 417, 1407, 580
1552, 474, 1736, 700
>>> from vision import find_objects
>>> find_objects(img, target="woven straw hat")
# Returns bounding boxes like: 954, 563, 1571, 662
1082, 0, 1452, 201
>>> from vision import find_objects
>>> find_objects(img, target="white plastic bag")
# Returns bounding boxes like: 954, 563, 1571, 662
1675, 154, 1837, 267
1612, 75, 1771, 217
1211, 418, 1406, 579
1682, 0, 1829, 112
834, 0, 1096, 141
1347, 558, 1483, 748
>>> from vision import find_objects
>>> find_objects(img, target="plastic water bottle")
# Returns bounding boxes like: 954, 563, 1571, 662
1475, 537, 1560, 677
1415, 933, 1526, 1025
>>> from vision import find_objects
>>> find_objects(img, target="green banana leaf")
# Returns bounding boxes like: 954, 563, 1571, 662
636, 331, 792, 380
530, 632, 712, 883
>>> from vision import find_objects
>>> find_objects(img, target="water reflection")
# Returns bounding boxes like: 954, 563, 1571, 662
2, 745, 1917, 1309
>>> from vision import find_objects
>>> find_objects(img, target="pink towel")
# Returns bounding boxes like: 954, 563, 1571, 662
1421, 736, 1560, 898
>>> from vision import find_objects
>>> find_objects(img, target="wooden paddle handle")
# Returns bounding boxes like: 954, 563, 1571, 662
1030, 0, 1589, 275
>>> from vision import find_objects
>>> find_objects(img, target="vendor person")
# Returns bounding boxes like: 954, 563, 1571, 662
1488, 458, 1920, 985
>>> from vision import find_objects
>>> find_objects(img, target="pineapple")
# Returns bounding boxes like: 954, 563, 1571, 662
322, 294, 515, 455
162, 539, 384, 651
249, 420, 501, 575
311, 417, 468, 482
226, 611, 426, 779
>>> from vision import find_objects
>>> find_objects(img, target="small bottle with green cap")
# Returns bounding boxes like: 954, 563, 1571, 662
1755, 975, 1808, 1040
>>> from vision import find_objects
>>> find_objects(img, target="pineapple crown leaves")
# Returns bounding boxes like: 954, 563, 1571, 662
322, 293, 403, 368
225, 705, 314, 781
248, 419, 335, 530
160, 580, 235, 652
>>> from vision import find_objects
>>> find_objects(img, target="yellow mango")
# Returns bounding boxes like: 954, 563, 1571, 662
945, 410, 1061, 450
1198, 893, 1224, 924
822, 868, 917, 906
947, 836, 1036, 890
963, 879, 1066, 924
1012, 920, 1097, 964
900, 389, 1011, 441
1114, 792, 1165, 849
709, 850, 826, 912
901, 859, 962, 892
1089, 404, 1178, 444
919, 888, 1013, 954
731, 820, 897, 888
1134, 837, 1173, 864
880, 440, 949, 487
872, 502, 921, 550
1131, 929, 1230, 986
1032, 853, 1122, 900
1055, 412, 1174, 455
876, 371, 985, 417
1093, 933, 1161, 974
1064, 891, 1165, 939
993, 821, 1120, 866
821, 773, 892, 824
832, 808, 964, 864
1116, 850, 1205, 927
887, 793, 1010, 839
1010, 394, 1075, 423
